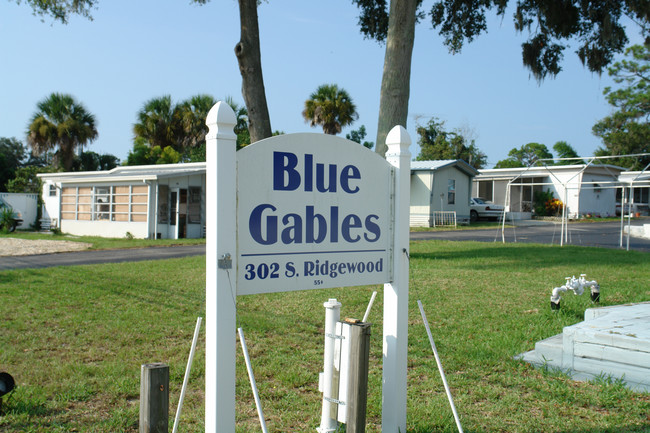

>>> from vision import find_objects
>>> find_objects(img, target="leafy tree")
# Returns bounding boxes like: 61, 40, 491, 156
177, 94, 217, 152
132, 94, 250, 164
303, 84, 359, 135
124, 138, 181, 166
27, 93, 98, 171
0, 137, 27, 191
495, 142, 553, 168
6, 165, 47, 194
12, 0, 97, 23
133, 95, 181, 152
18, 0, 272, 146
415, 118, 487, 169
553, 141, 583, 165
593, 44, 650, 170
346, 125, 374, 149
177, 96, 250, 162
124, 138, 154, 166
72, 151, 119, 171
352, 0, 649, 156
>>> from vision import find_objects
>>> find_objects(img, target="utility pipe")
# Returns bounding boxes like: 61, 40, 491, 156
362, 291, 377, 323
627, 184, 634, 251
417, 300, 464, 433
238, 327, 269, 433
550, 274, 600, 310
172, 317, 202, 433
318, 299, 341, 433
619, 185, 626, 248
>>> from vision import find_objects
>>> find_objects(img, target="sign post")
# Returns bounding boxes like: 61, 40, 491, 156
205, 102, 237, 433
205, 102, 411, 433
383, 127, 411, 433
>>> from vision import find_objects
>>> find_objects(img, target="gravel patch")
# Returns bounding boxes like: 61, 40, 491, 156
0, 238, 92, 256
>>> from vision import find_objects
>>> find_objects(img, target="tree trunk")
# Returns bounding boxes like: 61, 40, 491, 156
375, 0, 418, 157
235, 0, 272, 143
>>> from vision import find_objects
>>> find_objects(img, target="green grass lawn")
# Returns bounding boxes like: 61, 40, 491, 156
0, 240, 648, 432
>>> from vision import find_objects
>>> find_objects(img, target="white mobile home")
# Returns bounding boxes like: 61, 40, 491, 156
618, 170, 650, 215
473, 164, 626, 219
38, 163, 206, 239
410, 160, 479, 226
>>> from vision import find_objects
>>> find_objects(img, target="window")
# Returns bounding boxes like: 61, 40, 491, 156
158, 185, 169, 224
61, 185, 149, 222
188, 187, 202, 224
94, 187, 111, 220
49, 184, 57, 197
448, 179, 456, 205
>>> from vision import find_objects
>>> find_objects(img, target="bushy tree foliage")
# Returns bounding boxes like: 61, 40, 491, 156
302, 84, 359, 135
415, 118, 487, 169
0, 137, 27, 191
495, 142, 553, 168
130, 94, 250, 164
353, 0, 649, 156
593, 44, 650, 170
6, 165, 49, 194
27, 93, 98, 171
72, 151, 119, 171
346, 125, 374, 149
13, 0, 97, 23
553, 141, 583, 165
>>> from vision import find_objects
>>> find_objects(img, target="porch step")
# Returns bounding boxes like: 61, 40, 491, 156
518, 302, 650, 392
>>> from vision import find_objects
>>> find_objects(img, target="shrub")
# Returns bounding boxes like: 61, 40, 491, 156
0, 207, 16, 232
533, 189, 564, 216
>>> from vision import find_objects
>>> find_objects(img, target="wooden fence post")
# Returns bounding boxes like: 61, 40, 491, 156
140, 363, 169, 433
345, 322, 372, 433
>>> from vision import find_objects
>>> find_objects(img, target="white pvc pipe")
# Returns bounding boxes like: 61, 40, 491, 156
172, 316, 202, 433
318, 298, 341, 433
362, 291, 377, 323
417, 300, 464, 433
238, 327, 269, 433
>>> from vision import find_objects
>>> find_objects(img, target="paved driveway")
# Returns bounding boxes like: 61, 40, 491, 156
0, 244, 206, 271
411, 219, 650, 253
1, 220, 647, 271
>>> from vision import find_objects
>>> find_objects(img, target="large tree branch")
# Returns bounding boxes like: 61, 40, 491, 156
375, 0, 418, 157
235, 0, 272, 143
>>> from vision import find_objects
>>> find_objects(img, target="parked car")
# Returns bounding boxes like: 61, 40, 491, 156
0, 197, 23, 232
470, 197, 504, 222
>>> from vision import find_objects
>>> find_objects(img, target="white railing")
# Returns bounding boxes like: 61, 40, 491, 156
432, 211, 456, 228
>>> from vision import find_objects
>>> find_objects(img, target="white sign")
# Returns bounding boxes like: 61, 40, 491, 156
237, 133, 393, 295
205, 102, 411, 433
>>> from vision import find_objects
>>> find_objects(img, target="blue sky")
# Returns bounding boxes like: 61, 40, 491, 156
0, 1, 644, 168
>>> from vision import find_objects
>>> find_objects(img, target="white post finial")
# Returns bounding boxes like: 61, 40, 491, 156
385, 125, 412, 159
205, 101, 238, 433
383, 125, 411, 433
206, 101, 237, 141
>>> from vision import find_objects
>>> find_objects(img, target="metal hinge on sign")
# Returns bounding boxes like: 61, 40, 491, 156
218, 253, 232, 269
324, 396, 346, 406
325, 333, 345, 340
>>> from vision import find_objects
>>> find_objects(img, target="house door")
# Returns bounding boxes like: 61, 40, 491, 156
170, 188, 188, 239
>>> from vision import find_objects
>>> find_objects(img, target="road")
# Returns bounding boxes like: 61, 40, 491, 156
0, 244, 206, 271
411, 219, 650, 253
1, 220, 648, 271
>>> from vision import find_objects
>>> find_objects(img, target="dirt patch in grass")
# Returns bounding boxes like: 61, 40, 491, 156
0, 237, 91, 256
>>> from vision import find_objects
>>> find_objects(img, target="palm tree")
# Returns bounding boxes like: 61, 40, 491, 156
27, 93, 98, 171
133, 95, 181, 151
177, 94, 217, 152
302, 84, 358, 135
224, 96, 250, 149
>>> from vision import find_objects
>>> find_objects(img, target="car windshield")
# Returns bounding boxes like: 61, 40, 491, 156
473, 198, 486, 204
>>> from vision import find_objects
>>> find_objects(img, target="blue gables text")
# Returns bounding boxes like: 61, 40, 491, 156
247, 151, 382, 246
